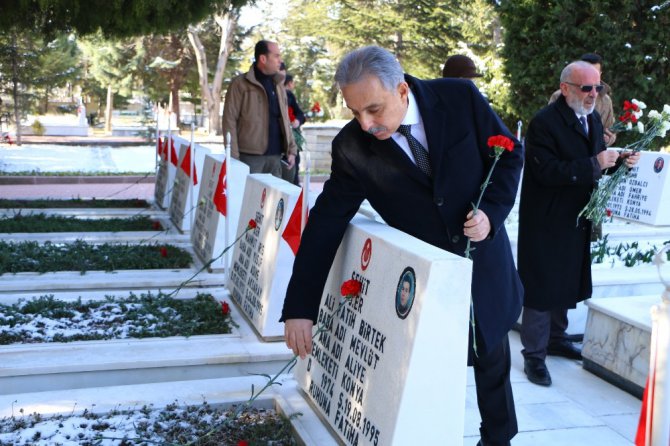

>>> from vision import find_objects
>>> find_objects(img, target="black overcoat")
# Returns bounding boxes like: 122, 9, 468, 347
280, 75, 524, 354
517, 95, 608, 311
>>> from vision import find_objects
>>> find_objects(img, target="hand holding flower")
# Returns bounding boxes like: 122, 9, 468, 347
463, 208, 491, 242
621, 150, 641, 168
284, 318, 314, 359
596, 149, 620, 169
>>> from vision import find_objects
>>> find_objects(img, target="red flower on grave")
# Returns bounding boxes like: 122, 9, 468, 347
152, 221, 161, 230
487, 135, 515, 153
310, 101, 321, 114
221, 301, 230, 316
247, 219, 257, 230
160, 246, 168, 257
237, 441, 249, 446
606, 208, 613, 217
340, 279, 362, 299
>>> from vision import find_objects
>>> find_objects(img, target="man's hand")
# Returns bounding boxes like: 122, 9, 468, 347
596, 149, 619, 169
464, 209, 491, 242
284, 318, 314, 359
621, 150, 641, 168
291, 119, 300, 129
286, 153, 296, 169
603, 129, 616, 146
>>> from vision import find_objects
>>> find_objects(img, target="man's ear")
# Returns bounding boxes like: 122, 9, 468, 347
559, 82, 569, 97
397, 81, 409, 99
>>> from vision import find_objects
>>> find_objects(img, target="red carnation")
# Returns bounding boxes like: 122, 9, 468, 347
160, 246, 168, 257
340, 279, 362, 298
487, 135, 515, 152
221, 301, 230, 316
237, 441, 249, 446
606, 208, 613, 217
247, 219, 257, 230
288, 106, 296, 123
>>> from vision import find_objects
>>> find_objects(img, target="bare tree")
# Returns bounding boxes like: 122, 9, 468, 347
187, 9, 239, 135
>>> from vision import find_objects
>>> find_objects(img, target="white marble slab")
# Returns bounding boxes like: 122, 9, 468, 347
168, 138, 210, 232
0, 288, 294, 395
227, 174, 302, 340
191, 154, 249, 270
583, 295, 660, 391
0, 375, 339, 446
294, 215, 472, 446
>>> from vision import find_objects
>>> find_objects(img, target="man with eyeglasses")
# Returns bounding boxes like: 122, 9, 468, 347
549, 53, 616, 146
517, 60, 640, 387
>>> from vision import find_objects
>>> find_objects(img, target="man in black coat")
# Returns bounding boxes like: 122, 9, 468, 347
518, 61, 640, 387
281, 46, 523, 446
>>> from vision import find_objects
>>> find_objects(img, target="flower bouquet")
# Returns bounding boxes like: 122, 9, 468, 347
578, 100, 670, 226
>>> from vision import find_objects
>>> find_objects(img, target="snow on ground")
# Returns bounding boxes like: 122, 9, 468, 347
0, 145, 156, 173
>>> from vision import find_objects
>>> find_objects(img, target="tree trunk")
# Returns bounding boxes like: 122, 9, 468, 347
10, 31, 22, 146
187, 10, 238, 136
105, 84, 113, 133
170, 82, 180, 128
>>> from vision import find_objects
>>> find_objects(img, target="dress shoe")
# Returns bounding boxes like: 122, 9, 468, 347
477, 440, 511, 446
547, 340, 582, 360
564, 333, 584, 343
524, 358, 552, 386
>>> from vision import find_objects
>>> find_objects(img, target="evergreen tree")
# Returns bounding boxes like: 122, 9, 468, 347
498, 0, 670, 140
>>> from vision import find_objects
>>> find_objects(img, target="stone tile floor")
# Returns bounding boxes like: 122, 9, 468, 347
464, 331, 639, 445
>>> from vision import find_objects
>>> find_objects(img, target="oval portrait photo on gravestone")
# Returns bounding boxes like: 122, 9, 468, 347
274, 198, 284, 230
395, 267, 416, 319
654, 157, 665, 174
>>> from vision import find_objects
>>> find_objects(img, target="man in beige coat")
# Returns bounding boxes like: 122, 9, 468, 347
222, 40, 297, 177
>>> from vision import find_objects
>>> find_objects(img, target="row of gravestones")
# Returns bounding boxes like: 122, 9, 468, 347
152, 134, 474, 444
157, 134, 670, 444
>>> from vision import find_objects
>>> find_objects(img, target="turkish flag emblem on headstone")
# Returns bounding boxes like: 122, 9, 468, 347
212, 158, 227, 216
170, 138, 179, 166
179, 145, 198, 185
281, 188, 309, 255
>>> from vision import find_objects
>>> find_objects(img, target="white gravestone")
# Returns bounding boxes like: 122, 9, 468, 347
607, 151, 670, 225
191, 154, 250, 271
169, 138, 210, 232
295, 216, 472, 446
154, 135, 179, 210
227, 174, 301, 340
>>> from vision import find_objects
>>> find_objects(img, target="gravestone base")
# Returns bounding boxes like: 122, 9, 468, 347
582, 295, 658, 398
0, 288, 294, 395
0, 375, 339, 446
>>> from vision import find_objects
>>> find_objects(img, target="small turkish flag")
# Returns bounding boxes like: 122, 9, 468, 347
213, 158, 227, 216
179, 145, 198, 185
281, 189, 309, 255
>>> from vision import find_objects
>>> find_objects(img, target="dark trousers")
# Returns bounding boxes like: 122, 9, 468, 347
473, 335, 517, 445
520, 306, 569, 360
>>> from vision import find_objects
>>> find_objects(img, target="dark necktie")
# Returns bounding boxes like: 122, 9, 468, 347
579, 116, 588, 135
398, 124, 432, 178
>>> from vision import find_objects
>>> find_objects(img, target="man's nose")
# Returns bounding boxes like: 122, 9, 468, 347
357, 114, 374, 132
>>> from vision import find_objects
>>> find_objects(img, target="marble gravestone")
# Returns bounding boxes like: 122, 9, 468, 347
154, 135, 178, 210
191, 154, 250, 271
169, 138, 210, 232
295, 216, 472, 446
227, 174, 302, 340
607, 150, 670, 225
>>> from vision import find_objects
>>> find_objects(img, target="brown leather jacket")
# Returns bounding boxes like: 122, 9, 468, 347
222, 64, 297, 158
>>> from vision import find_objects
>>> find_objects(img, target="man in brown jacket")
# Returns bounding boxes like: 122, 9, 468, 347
222, 40, 297, 177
